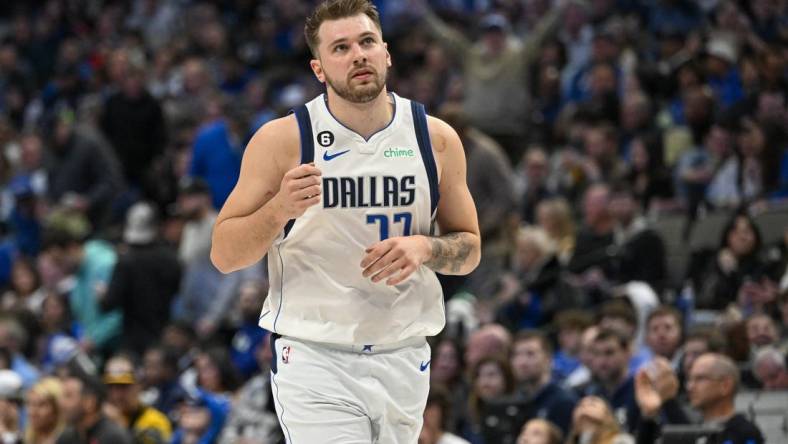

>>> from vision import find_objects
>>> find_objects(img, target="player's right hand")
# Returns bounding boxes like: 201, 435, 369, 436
274, 163, 322, 219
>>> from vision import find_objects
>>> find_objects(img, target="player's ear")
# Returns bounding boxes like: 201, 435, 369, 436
384, 42, 391, 68
310, 58, 326, 83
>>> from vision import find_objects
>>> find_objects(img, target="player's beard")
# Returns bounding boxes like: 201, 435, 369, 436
325, 65, 387, 103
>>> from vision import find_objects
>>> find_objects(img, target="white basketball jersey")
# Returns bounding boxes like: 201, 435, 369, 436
258, 92, 445, 345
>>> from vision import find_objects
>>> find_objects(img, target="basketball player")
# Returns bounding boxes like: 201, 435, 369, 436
210, 0, 480, 442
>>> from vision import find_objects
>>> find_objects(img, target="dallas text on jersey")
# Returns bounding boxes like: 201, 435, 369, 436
322, 175, 416, 208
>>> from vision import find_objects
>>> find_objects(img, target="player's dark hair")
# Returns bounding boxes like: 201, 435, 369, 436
305, 0, 382, 58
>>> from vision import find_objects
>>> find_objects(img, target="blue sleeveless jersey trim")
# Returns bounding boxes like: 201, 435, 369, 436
283, 105, 315, 238
411, 101, 440, 214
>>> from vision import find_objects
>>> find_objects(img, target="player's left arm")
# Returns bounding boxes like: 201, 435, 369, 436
360, 116, 481, 285
421, 116, 481, 275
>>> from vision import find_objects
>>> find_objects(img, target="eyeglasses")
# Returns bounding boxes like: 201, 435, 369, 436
686, 374, 722, 384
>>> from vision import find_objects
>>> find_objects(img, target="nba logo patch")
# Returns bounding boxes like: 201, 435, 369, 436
282, 346, 291, 364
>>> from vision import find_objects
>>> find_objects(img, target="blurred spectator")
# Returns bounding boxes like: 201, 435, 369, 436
509, 330, 577, 433
636, 353, 764, 443
704, 37, 744, 109
565, 396, 634, 444
597, 300, 651, 373
218, 338, 282, 444
100, 53, 167, 195
140, 345, 187, 417
515, 147, 554, 225
644, 306, 683, 365
464, 324, 512, 371
464, 356, 515, 443
56, 370, 132, 444
161, 321, 198, 374
24, 377, 65, 444
751, 346, 788, 389
419, 1, 565, 162
430, 337, 468, 434
102, 354, 171, 444
609, 185, 667, 292
579, 328, 639, 433
0, 317, 39, 388
44, 109, 122, 229
228, 280, 268, 380
564, 324, 598, 391
187, 94, 243, 210
745, 313, 779, 356
170, 388, 230, 444
568, 184, 614, 293
678, 327, 727, 392
101, 202, 181, 356
419, 386, 470, 444
623, 133, 674, 213
535, 197, 576, 264
676, 122, 737, 211
194, 348, 240, 398
1, 256, 46, 314
495, 227, 563, 330
172, 178, 222, 331
40, 223, 121, 357
695, 212, 764, 309
516, 418, 562, 444
552, 310, 594, 381
0, 369, 22, 443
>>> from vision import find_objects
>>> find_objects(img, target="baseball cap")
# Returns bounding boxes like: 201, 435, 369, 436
480, 13, 510, 33
0, 370, 23, 401
706, 38, 737, 65
103, 359, 136, 385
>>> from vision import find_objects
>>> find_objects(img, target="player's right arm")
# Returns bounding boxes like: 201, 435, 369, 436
210, 116, 321, 274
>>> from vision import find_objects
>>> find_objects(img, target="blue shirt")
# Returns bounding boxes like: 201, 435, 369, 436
189, 120, 242, 209
230, 325, 268, 379
526, 381, 578, 434
581, 375, 640, 433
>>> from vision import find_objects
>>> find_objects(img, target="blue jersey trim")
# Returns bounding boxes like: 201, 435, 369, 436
273, 245, 285, 332
411, 101, 440, 214
293, 105, 315, 163
322, 92, 397, 142
271, 373, 293, 442
283, 105, 315, 239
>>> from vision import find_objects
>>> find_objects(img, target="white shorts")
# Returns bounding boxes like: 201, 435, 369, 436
270, 334, 431, 443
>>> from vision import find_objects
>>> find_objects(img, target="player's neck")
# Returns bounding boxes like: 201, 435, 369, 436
325, 88, 393, 140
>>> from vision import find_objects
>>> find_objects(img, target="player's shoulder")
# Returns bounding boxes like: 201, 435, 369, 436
246, 114, 300, 160
425, 114, 461, 154
249, 114, 299, 146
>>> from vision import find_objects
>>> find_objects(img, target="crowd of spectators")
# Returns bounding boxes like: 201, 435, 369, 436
0, 0, 786, 443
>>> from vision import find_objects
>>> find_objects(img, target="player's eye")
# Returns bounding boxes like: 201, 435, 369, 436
334, 44, 347, 53
362, 37, 375, 45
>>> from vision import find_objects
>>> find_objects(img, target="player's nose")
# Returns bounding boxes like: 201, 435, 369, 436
351, 43, 367, 63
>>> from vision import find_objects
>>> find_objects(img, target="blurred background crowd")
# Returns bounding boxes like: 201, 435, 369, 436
0, 0, 786, 443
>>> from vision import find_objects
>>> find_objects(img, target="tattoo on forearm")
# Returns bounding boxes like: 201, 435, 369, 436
425, 232, 473, 273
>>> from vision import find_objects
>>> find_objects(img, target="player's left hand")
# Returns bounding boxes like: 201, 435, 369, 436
360, 235, 431, 286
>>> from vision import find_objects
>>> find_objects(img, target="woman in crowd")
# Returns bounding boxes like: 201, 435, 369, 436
517, 418, 563, 444
24, 377, 65, 444
462, 356, 515, 444
697, 212, 764, 309
565, 396, 634, 444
